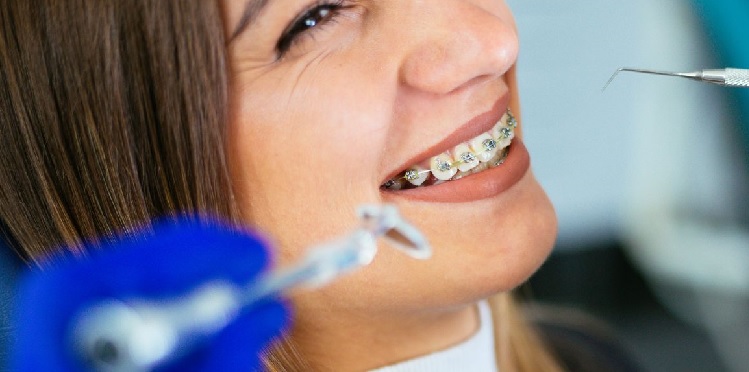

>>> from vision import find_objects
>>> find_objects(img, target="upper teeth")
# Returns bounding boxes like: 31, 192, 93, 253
455, 144, 479, 172
403, 167, 424, 183
430, 154, 457, 180
386, 109, 518, 187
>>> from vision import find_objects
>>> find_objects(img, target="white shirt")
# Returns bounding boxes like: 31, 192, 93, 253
369, 301, 498, 372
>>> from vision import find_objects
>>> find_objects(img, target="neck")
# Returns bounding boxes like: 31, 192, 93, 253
289, 303, 480, 371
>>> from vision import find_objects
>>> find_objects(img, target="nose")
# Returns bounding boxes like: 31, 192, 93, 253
398, 2, 518, 95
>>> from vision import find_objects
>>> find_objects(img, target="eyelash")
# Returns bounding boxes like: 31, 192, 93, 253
277, 0, 346, 56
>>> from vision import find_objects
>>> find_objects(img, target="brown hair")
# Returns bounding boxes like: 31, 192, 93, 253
0, 1, 237, 262
0, 1, 560, 370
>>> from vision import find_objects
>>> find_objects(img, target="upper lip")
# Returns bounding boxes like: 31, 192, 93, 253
381, 93, 511, 183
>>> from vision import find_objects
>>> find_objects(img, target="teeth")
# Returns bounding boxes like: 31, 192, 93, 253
430, 153, 458, 181
492, 117, 515, 148
382, 178, 404, 190
507, 110, 518, 129
382, 108, 517, 190
468, 160, 489, 176
469, 133, 498, 163
404, 166, 429, 186
453, 143, 479, 172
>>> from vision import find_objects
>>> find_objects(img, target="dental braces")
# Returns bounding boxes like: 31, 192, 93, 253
382, 109, 517, 190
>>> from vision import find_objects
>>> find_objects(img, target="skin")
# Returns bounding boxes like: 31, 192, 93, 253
222, 0, 557, 370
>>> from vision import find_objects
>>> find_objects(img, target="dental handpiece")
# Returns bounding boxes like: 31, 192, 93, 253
71, 204, 431, 372
603, 67, 749, 91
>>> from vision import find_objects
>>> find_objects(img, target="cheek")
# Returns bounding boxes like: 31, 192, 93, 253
227, 66, 394, 263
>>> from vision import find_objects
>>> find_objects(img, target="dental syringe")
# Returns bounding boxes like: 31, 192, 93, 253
603, 67, 749, 91
71, 204, 431, 372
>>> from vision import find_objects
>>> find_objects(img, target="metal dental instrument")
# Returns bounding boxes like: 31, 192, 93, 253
71, 204, 431, 372
603, 67, 749, 91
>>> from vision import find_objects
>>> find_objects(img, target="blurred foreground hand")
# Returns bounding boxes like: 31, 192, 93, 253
11, 220, 289, 372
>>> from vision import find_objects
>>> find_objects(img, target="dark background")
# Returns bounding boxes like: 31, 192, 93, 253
525, 243, 728, 372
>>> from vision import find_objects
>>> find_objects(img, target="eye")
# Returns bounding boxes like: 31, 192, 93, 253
277, 1, 345, 55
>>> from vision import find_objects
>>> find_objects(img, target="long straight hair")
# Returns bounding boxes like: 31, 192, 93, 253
0, 0, 237, 262
0, 2, 560, 370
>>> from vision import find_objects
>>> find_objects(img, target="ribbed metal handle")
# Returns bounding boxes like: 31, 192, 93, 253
725, 68, 749, 87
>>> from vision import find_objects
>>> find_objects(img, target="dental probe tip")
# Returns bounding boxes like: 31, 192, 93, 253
602, 68, 626, 92
602, 67, 707, 91
604, 67, 749, 89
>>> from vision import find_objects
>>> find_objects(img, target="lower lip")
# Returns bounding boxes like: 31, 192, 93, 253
381, 139, 531, 203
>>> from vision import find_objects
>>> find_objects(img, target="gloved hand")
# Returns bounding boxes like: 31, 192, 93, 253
11, 219, 289, 372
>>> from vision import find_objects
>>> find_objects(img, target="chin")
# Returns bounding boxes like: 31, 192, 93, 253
443, 172, 557, 303
357, 171, 557, 311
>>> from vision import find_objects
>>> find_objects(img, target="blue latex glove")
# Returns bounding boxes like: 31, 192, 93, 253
11, 220, 289, 372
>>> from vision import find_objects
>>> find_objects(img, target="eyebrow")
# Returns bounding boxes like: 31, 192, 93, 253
229, 0, 271, 41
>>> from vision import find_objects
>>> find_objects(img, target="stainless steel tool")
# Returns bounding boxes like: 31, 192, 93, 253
603, 67, 749, 91
71, 204, 431, 372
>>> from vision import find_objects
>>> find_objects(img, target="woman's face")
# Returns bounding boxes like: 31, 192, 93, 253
223, 1, 556, 314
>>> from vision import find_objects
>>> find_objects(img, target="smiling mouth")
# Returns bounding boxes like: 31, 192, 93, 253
381, 109, 517, 191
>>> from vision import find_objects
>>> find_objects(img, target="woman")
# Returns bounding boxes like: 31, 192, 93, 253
1, 1, 560, 370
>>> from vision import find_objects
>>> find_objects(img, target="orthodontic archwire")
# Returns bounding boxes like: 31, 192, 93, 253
603, 67, 749, 91
383, 109, 518, 189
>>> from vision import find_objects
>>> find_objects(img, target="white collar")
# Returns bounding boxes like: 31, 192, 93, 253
369, 301, 498, 372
